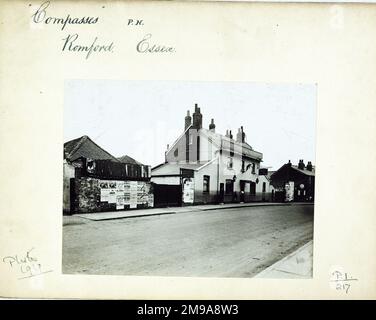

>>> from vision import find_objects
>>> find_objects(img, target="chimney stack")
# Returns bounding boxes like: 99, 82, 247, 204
236, 126, 246, 143
236, 128, 242, 142
298, 159, 305, 170
229, 130, 233, 139
306, 161, 313, 171
192, 103, 203, 129
209, 118, 216, 132
184, 110, 192, 130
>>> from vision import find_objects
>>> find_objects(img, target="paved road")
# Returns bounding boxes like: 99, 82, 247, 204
62, 204, 313, 277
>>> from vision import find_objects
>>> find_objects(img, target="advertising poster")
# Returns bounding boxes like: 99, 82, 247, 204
182, 178, 195, 204
129, 181, 138, 209
116, 195, 125, 210
285, 181, 295, 202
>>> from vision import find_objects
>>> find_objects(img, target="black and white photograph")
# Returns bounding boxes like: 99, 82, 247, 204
62, 80, 316, 278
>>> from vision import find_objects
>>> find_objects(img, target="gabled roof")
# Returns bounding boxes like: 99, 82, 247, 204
165, 126, 263, 161
270, 163, 315, 180
117, 155, 142, 165
64, 135, 119, 162
166, 124, 193, 154
200, 128, 263, 161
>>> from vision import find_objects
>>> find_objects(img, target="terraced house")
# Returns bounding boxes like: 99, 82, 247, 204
151, 104, 272, 207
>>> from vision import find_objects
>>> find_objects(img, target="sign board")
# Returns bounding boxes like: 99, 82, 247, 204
99, 179, 153, 209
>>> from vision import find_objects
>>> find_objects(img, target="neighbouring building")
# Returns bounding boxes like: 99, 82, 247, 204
258, 168, 275, 202
270, 160, 315, 202
151, 104, 273, 206
63, 135, 153, 214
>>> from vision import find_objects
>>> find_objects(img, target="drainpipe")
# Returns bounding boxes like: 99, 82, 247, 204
217, 153, 220, 200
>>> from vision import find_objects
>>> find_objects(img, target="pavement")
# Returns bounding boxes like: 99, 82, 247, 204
254, 240, 313, 279
72, 202, 314, 221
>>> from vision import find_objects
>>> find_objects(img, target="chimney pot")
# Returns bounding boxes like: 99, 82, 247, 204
184, 109, 192, 130
192, 104, 202, 129
209, 118, 216, 131
298, 159, 305, 170
237, 126, 246, 143
236, 128, 242, 143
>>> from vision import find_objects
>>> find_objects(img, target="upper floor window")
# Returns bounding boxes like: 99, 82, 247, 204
241, 160, 245, 173
262, 182, 266, 193
252, 163, 256, 174
227, 157, 233, 169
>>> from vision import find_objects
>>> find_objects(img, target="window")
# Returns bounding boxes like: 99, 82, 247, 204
241, 160, 245, 173
252, 163, 256, 174
174, 148, 178, 157
262, 182, 266, 193
230, 141, 234, 157
225, 179, 234, 195
203, 175, 210, 193
227, 157, 233, 169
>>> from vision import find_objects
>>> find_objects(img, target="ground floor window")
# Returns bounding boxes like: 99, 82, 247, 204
262, 182, 266, 193
203, 175, 210, 193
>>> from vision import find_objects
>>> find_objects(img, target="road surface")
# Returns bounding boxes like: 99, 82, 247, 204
62, 204, 313, 277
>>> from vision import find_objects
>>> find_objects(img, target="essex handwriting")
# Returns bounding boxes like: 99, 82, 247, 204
137, 34, 175, 53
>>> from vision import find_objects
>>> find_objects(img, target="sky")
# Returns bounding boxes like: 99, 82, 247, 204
64, 80, 316, 170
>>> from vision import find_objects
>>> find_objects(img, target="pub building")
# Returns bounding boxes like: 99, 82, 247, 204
151, 104, 273, 207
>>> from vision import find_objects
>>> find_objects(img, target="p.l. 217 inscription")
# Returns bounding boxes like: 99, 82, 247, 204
2, 247, 53, 280
330, 270, 358, 294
